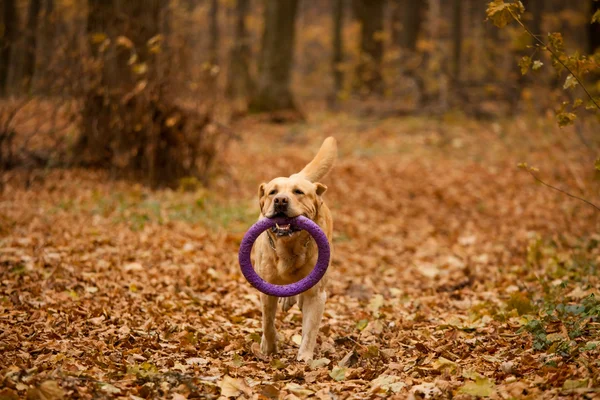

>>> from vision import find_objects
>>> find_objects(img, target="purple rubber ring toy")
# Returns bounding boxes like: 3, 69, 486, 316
238, 216, 331, 297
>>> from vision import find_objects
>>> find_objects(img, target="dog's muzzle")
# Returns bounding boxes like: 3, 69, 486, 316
271, 222, 300, 237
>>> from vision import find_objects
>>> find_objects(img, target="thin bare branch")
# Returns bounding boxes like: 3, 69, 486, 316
509, 9, 600, 111
526, 169, 600, 212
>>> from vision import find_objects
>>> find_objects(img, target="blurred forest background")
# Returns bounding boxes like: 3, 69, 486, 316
2, 2, 600, 398
0, 0, 598, 187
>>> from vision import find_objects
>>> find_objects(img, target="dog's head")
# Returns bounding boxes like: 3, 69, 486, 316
258, 175, 327, 237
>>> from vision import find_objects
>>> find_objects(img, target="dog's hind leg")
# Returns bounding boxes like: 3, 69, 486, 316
280, 295, 297, 312
297, 290, 326, 361
260, 294, 278, 355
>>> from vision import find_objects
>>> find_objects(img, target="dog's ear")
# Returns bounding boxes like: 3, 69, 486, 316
315, 183, 327, 196
258, 183, 267, 210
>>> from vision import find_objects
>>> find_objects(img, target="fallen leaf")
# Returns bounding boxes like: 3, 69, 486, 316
99, 383, 121, 395
370, 374, 406, 393
89, 315, 105, 325
123, 262, 143, 271
292, 334, 302, 345
329, 367, 347, 382
356, 319, 369, 331
270, 359, 286, 370
417, 262, 439, 278
460, 377, 496, 397
338, 350, 359, 368
368, 294, 384, 316
563, 379, 588, 391
308, 358, 331, 370
34, 381, 64, 400
186, 357, 209, 365
409, 383, 442, 399
261, 385, 280, 399
250, 342, 269, 361
218, 376, 250, 398
0, 388, 19, 400
285, 383, 314, 398
433, 356, 457, 372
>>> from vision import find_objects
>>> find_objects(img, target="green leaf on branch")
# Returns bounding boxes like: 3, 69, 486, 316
556, 111, 576, 127
595, 158, 600, 171
486, 0, 524, 28
91, 32, 108, 44
519, 56, 532, 75
532, 60, 543, 71
563, 74, 578, 90
547, 33, 565, 54
518, 162, 538, 172
586, 99, 600, 110
592, 9, 600, 24
132, 63, 148, 75
116, 36, 134, 49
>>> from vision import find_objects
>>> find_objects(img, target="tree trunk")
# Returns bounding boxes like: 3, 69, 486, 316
588, 0, 600, 54
78, 0, 213, 187
0, 0, 17, 96
226, 0, 254, 101
22, 0, 42, 92
529, 0, 544, 35
35, 0, 55, 91
353, 0, 384, 96
204, 0, 220, 96
209, 0, 219, 66
427, 0, 448, 111
451, 0, 462, 83
484, 3, 501, 82
392, 0, 424, 52
82, 0, 163, 172
390, 0, 425, 107
330, 0, 344, 104
249, 0, 301, 116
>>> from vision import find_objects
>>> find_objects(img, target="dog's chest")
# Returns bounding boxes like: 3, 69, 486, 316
275, 247, 316, 283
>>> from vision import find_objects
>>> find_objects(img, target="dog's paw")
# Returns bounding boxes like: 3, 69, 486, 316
260, 336, 277, 355
279, 296, 297, 313
296, 351, 314, 362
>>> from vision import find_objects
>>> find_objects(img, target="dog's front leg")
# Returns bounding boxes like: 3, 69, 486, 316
297, 290, 326, 361
260, 293, 278, 355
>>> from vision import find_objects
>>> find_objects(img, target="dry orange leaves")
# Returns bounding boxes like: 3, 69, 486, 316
1, 114, 599, 398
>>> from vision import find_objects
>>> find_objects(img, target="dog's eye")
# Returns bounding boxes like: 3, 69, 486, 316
293, 189, 304, 195
269, 189, 277, 195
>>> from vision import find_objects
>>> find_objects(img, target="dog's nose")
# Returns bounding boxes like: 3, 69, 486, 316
274, 195, 289, 212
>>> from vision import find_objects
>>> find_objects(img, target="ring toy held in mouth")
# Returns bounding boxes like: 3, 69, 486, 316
238, 216, 331, 297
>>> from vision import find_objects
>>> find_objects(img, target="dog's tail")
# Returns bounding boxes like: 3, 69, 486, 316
293, 137, 337, 182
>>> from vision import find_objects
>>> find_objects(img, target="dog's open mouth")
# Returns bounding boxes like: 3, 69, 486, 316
271, 223, 300, 237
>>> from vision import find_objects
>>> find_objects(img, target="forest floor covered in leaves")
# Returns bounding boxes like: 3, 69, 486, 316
1, 112, 599, 399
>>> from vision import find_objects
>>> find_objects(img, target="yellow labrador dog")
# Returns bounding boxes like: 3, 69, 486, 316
252, 137, 337, 361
